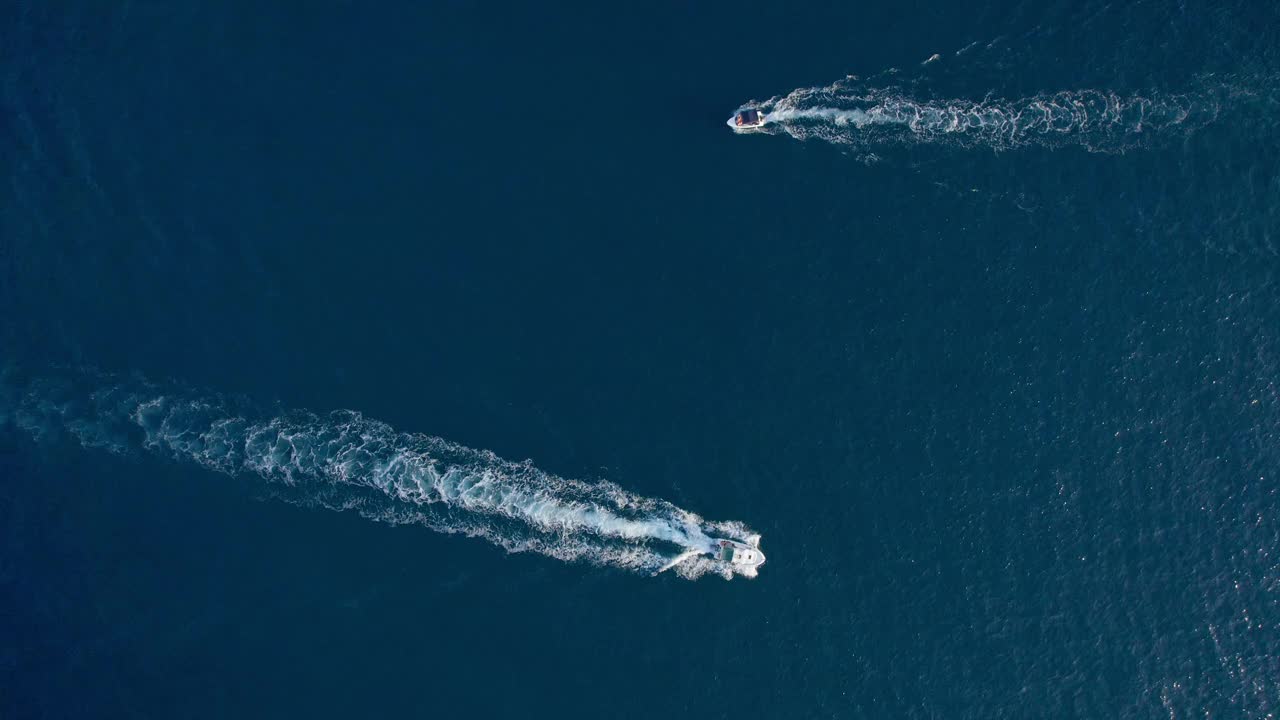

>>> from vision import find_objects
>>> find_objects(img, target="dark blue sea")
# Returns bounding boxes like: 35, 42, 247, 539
4, 1, 1280, 717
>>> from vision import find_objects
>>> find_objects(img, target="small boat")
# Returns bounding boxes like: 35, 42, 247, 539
654, 536, 766, 575
711, 538, 765, 568
728, 108, 767, 131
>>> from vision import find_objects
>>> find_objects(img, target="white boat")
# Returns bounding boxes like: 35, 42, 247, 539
711, 537, 765, 569
654, 536, 766, 575
728, 108, 767, 131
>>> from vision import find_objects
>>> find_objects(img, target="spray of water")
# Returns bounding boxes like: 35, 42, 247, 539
735, 75, 1231, 152
1, 370, 763, 580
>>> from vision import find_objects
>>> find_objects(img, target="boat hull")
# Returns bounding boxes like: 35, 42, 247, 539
728, 110, 767, 132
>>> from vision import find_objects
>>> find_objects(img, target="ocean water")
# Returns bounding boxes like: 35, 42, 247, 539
3, 0, 1279, 717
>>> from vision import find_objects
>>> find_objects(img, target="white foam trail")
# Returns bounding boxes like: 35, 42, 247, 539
3, 371, 762, 580
737, 76, 1228, 152
656, 549, 703, 575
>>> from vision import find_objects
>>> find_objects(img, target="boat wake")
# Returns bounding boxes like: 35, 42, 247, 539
736, 75, 1234, 153
1, 369, 762, 580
